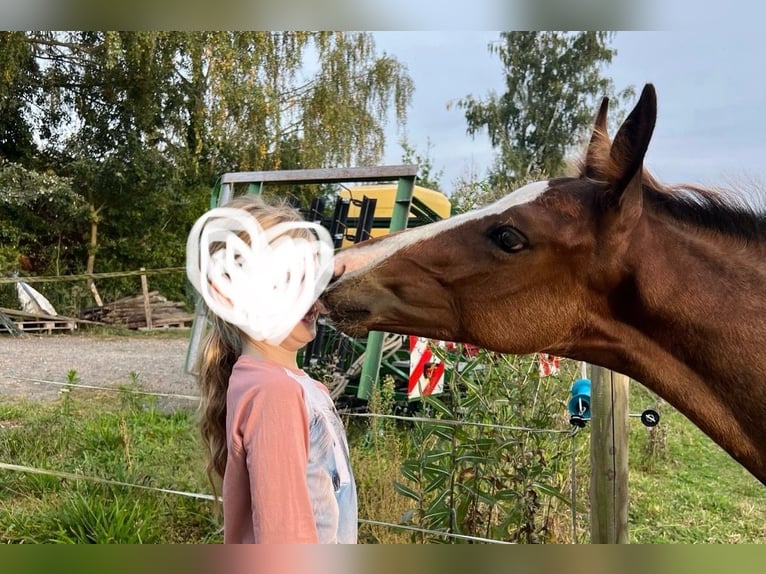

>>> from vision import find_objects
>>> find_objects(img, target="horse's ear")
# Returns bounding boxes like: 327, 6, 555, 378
606, 84, 657, 202
582, 97, 611, 179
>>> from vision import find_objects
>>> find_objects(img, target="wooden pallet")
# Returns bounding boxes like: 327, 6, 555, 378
0, 308, 78, 334
137, 318, 193, 331
4, 319, 78, 334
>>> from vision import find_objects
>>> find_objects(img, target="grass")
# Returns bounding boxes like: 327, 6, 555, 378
347, 379, 766, 544
347, 417, 412, 544
627, 385, 766, 543
0, 381, 221, 544
346, 375, 413, 544
0, 355, 764, 543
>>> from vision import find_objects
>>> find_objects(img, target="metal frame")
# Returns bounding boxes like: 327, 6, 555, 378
186, 165, 418, 401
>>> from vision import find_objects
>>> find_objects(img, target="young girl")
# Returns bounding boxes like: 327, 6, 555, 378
187, 195, 357, 544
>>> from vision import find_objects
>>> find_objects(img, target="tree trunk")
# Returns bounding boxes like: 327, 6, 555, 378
86, 205, 103, 306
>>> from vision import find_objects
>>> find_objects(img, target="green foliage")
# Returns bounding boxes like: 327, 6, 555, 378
0, 32, 38, 163
28, 31, 411, 182
399, 138, 444, 192
59, 369, 79, 418
394, 348, 582, 543
456, 32, 635, 196
4, 31, 413, 307
0, 375, 218, 544
0, 161, 89, 276
364, 374, 398, 445
1, 347, 765, 543
37, 485, 160, 544
350, 374, 412, 543
448, 172, 494, 214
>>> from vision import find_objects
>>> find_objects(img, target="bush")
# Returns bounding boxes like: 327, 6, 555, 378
392, 348, 585, 543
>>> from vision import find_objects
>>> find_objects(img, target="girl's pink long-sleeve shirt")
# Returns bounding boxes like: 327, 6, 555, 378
222, 357, 357, 544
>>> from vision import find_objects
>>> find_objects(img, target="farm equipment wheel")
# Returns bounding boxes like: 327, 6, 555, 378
329, 333, 405, 400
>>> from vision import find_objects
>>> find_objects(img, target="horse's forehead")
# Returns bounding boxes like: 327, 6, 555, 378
334, 181, 552, 277
417, 179, 551, 236
484, 180, 551, 215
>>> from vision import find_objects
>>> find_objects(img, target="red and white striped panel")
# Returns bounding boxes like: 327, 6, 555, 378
538, 353, 560, 377
408, 336, 446, 399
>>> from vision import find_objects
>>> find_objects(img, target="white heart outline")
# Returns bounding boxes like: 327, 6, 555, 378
186, 207, 335, 345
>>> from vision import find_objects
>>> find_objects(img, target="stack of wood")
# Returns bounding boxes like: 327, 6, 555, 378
81, 291, 193, 330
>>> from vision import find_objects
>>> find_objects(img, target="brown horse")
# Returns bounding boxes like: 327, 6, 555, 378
323, 84, 766, 485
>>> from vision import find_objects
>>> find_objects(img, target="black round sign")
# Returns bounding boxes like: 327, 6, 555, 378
640, 409, 660, 427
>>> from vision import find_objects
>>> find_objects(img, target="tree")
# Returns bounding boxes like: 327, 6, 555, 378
8, 32, 413, 301
448, 161, 492, 215
456, 32, 633, 198
399, 138, 444, 191
27, 32, 411, 182
0, 161, 89, 277
0, 32, 39, 164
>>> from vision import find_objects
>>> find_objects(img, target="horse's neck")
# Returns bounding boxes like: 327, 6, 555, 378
580, 217, 766, 484
630, 216, 766, 366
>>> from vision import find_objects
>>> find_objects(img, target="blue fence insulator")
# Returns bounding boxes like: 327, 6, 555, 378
568, 378, 592, 427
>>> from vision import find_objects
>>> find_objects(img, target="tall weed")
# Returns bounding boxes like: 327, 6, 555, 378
348, 375, 411, 544
35, 485, 160, 544
394, 347, 583, 543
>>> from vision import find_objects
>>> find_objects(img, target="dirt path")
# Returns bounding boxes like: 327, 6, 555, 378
0, 333, 198, 409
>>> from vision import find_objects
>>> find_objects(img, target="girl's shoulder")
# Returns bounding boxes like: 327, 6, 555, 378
232, 356, 308, 380
230, 356, 307, 399
229, 356, 332, 408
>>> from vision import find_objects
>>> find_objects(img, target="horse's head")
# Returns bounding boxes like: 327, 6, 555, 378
322, 84, 657, 355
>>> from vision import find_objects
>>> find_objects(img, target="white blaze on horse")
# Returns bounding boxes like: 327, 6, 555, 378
323, 84, 766, 485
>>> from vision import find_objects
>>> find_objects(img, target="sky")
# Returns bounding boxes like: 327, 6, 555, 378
373, 31, 766, 196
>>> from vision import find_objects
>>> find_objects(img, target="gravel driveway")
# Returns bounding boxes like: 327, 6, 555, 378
0, 333, 198, 410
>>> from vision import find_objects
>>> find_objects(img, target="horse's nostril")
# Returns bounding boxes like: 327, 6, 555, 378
330, 261, 346, 283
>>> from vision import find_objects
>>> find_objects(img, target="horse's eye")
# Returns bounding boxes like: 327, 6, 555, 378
489, 226, 528, 253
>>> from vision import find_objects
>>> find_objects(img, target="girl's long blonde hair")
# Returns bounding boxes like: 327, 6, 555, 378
194, 194, 311, 490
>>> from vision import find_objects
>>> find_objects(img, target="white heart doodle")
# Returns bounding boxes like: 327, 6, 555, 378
186, 207, 335, 345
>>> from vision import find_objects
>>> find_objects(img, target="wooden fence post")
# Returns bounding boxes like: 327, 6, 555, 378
140, 268, 153, 330
589, 365, 629, 543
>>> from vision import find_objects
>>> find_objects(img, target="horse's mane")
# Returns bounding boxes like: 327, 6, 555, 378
643, 174, 766, 242
571, 145, 766, 242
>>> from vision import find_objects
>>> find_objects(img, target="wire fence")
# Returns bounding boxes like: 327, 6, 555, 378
1, 271, 584, 543
0, 365, 583, 544
0, 267, 193, 327
0, 268, 186, 285
0, 460, 518, 544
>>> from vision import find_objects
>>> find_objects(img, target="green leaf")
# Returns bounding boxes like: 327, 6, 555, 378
399, 463, 420, 484
494, 488, 522, 502
531, 481, 587, 513
431, 425, 456, 441
422, 463, 452, 480
454, 453, 491, 464
423, 473, 448, 494
393, 481, 421, 502
423, 450, 453, 463
422, 396, 453, 418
